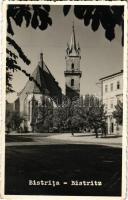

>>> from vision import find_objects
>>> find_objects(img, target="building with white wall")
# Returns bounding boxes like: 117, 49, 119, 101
99, 70, 123, 135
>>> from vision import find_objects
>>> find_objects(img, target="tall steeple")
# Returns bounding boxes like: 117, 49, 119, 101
70, 22, 77, 51
65, 22, 82, 100
66, 22, 80, 56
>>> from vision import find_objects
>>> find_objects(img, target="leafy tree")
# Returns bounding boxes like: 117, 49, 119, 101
74, 94, 107, 138
113, 100, 123, 125
31, 96, 53, 132
6, 70, 14, 93
63, 5, 124, 45
53, 104, 70, 132
52, 95, 107, 135
30, 94, 107, 135
52, 95, 107, 136
6, 111, 24, 131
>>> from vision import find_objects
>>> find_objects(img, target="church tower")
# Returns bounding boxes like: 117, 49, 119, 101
64, 23, 82, 100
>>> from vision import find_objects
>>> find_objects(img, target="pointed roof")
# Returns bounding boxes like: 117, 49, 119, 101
18, 53, 62, 102
67, 22, 80, 56
70, 22, 77, 51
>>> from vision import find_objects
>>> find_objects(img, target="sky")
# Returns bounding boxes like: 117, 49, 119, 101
7, 5, 123, 102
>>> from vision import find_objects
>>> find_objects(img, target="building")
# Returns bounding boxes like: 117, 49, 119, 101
64, 23, 82, 100
99, 70, 123, 134
12, 53, 62, 132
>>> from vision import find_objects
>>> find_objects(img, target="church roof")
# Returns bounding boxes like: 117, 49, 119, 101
18, 53, 62, 101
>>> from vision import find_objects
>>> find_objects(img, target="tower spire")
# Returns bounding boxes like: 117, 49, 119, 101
70, 21, 77, 51
65, 22, 82, 100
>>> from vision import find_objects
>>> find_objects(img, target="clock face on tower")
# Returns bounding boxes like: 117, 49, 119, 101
64, 23, 82, 100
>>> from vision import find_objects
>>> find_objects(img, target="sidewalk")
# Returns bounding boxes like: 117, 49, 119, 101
49, 133, 122, 148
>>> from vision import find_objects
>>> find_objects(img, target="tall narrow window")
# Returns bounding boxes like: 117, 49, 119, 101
105, 85, 108, 92
110, 83, 113, 91
117, 81, 120, 89
71, 63, 74, 70
71, 79, 74, 86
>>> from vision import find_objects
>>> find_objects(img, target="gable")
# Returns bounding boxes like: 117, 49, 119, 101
18, 60, 62, 110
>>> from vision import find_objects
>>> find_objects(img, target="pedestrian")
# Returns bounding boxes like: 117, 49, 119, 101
72, 131, 74, 136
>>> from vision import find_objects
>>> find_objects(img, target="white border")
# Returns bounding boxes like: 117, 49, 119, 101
1, 0, 6, 199
122, 1, 127, 198
5, 0, 128, 6
1, 1, 127, 200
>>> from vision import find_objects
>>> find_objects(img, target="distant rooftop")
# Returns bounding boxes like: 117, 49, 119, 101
99, 70, 123, 81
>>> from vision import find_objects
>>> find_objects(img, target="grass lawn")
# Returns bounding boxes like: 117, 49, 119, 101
5, 144, 122, 196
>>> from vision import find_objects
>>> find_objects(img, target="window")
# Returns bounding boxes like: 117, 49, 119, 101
71, 63, 74, 70
110, 83, 113, 91
105, 85, 108, 92
71, 79, 74, 86
117, 81, 120, 89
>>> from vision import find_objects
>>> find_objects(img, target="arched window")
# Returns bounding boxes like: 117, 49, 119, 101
71, 79, 74, 86
71, 63, 74, 70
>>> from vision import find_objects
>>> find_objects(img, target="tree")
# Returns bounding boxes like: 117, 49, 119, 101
74, 94, 107, 138
63, 5, 124, 45
7, 5, 124, 93
53, 95, 106, 135
6, 111, 24, 131
31, 96, 53, 132
53, 103, 71, 132
30, 94, 107, 135
113, 100, 123, 125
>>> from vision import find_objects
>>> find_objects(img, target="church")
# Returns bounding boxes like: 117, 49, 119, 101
12, 52, 62, 132
6, 23, 82, 132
